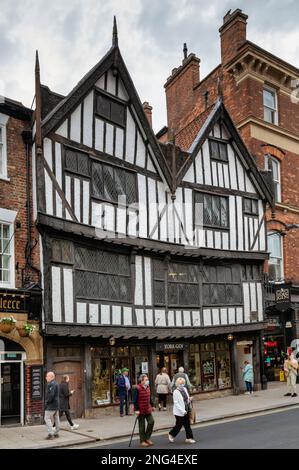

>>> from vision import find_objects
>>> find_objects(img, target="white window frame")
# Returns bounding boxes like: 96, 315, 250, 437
267, 231, 284, 282
263, 86, 278, 125
0, 113, 9, 180
265, 154, 281, 203
0, 208, 17, 289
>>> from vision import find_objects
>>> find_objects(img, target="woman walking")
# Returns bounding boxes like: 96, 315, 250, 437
155, 367, 171, 411
168, 377, 196, 444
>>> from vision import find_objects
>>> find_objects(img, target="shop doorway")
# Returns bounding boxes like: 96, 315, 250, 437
53, 361, 83, 418
236, 341, 253, 392
156, 352, 183, 379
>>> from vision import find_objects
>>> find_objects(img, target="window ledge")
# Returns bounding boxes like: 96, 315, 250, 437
0, 175, 10, 182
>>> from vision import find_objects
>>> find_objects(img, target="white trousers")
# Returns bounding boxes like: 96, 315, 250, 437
44, 410, 60, 436
287, 373, 297, 394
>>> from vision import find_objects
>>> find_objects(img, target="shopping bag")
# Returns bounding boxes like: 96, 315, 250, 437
189, 404, 197, 424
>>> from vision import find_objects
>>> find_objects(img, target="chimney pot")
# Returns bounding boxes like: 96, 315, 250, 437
143, 101, 153, 127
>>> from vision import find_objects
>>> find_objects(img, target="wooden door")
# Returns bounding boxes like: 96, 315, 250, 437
53, 361, 83, 418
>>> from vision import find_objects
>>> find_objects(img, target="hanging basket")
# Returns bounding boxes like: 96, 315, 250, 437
0, 323, 15, 333
17, 326, 30, 337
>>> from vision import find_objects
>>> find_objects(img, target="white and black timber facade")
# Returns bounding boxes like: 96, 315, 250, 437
33, 21, 273, 417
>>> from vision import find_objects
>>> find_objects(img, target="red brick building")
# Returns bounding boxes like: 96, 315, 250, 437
0, 98, 43, 425
160, 9, 299, 381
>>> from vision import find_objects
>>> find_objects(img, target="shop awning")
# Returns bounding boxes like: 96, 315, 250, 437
45, 322, 266, 340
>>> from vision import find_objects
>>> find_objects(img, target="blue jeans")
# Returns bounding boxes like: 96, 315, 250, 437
119, 390, 129, 415
245, 381, 253, 393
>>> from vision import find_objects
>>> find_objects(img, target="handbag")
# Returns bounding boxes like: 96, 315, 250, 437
189, 402, 196, 425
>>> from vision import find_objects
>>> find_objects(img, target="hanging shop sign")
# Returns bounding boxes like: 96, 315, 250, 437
0, 290, 29, 314
275, 284, 291, 311
31, 365, 43, 400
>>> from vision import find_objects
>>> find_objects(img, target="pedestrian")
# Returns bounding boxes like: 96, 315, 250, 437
133, 374, 155, 447
242, 360, 254, 394
59, 375, 79, 430
116, 368, 131, 417
283, 353, 298, 397
168, 377, 196, 444
44, 371, 60, 440
155, 367, 171, 411
171, 366, 193, 393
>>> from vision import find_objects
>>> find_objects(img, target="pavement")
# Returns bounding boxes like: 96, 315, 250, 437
0, 381, 298, 449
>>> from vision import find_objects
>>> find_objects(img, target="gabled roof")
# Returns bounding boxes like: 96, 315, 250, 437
0, 97, 32, 121
40, 36, 172, 188
176, 99, 274, 205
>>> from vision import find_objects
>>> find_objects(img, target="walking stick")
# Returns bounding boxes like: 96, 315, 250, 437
128, 415, 138, 447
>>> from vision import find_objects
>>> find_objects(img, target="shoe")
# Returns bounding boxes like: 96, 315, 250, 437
244, 392, 250, 395
120, 414, 124, 417
163, 407, 167, 411
292, 393, 297, 397
140, 441, 149, 447
45, 435, 55, 440
185, 438, 196, 444
146, 439, 153, 446
71, 424, 79, 430
284, 393, 292, 396
54, 434, 59, 438
168, 433, 174, 443
158, 404, 161, 411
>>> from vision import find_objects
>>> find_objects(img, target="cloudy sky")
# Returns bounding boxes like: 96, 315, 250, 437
1, 0, 299, 131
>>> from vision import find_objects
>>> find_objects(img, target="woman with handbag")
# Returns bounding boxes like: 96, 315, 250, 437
168, 377, 196, 444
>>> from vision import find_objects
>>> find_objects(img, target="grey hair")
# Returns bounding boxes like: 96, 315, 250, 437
139, 374, 148, 383
178, 367, 184, 373
176, 377, 186, 386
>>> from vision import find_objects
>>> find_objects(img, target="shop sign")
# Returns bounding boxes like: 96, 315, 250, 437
265, 317, 282, 330
156, 343, 187, 352
141, 362, 148, 374
275, 284, 291, 311
0, 291, 29, 314
31, 366, 43, 400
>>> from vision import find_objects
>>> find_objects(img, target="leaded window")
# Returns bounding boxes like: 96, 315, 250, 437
95, 93, 126, 127
195, 193, 228, 229
243, 198, 258, 216
92, 161, 136, 205
202, 264, 242, 306
74, 245, 131, 302
209, 139, 228, 162
65, 148, 89, 176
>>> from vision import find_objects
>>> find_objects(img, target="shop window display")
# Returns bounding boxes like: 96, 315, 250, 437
91, 349, 111, 405
130, 346, 149, 385
216, 349, 231, 389
189, 344, 201, 392
201, 351, 217, 391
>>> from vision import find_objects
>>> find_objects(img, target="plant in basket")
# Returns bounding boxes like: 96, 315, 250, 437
0, 316, 17, 333
17, 323, 36, 337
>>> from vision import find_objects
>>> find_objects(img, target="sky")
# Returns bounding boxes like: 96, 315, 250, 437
0, 0, 299, 132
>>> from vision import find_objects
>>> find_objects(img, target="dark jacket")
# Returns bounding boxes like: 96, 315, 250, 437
45, 379, 59, 411
59, 380, 72, 411
133, 385, 153, 415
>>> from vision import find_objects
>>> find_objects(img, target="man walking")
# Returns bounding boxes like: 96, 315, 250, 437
59, 375, 79, 430
133, 374, 155, 447
44, 371, 60, 440
116, 368, 131, 417
171, 367, 192, 393
284, 353, 298, 397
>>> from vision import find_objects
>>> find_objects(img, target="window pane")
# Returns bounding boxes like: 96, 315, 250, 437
96, 94, 111, 120
216, 350, 231, 389
114, 168, 127, 200
263, 89, 275, 109
0, 127, 2, 144
211, 196, 220, 226
2, 224, 9, 240
153, 259, 165, 280
210, 140, 219, 159
244, 198, 252, 213
154, 280, 166, 304
264, 107, 274, 124
77, 153, 89, 176
92, 162, 104, 198
220, 197, 228, 227
65, 149, 78, 173
178, 283, 199, 306
203, 194, 212, 225
110, 101, 125, 127
125, 171, 137, 204
91, 355, 111, 405
268, 233, 281, 258
103, 165, 117, 202
219, 143, 228, 161
168, 283, 179, 305
270, 158, 279, 180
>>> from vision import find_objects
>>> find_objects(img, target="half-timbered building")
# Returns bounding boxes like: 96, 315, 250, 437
33, 20, 272, 417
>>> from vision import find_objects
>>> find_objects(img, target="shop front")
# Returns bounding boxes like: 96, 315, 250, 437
0, 288, 44, 426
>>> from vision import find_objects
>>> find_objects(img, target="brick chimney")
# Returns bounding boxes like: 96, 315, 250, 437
164, 44, 200, 133
219, 9, 248, 66
143, 101, 153, 127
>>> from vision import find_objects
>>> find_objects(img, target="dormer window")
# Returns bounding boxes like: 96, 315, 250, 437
95, 92, 125, 127
209, 138, 228, 162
